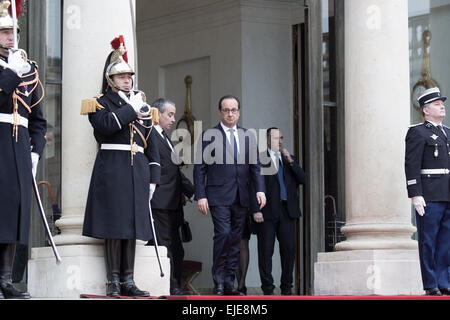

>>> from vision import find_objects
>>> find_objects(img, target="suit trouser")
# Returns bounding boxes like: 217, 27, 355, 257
256, 202, 295, 293
152, 209, 184, 289
210, 202, 247, 287
416, 201, 450, 290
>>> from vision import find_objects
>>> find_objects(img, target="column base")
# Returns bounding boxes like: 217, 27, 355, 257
314, 249, 424, 295
27, 244, 170, 299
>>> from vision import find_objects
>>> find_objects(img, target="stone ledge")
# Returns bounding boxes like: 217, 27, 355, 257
28, 244, 170, 299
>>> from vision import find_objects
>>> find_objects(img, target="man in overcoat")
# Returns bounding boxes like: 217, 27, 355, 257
0, 1, 47, 299
81, 36, 160, 297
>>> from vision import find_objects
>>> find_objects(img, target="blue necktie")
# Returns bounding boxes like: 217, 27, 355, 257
229, 129, 238, 162
277, 156, 287, 200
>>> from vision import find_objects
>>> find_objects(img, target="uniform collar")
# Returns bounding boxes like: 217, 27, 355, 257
105, 89, 127, 107
426, 120, 443, 127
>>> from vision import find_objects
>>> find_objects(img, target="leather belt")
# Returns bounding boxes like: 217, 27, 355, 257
0, 112, 28, 128
101, 143, 144, 154
420, 169, 450, 175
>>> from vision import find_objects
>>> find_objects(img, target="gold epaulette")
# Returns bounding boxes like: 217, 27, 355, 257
80, 94, 105, 115
150, 107, 159, 124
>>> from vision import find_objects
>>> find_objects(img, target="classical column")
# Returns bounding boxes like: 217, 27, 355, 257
27, 0, 169, 298
314, 0, 423, 295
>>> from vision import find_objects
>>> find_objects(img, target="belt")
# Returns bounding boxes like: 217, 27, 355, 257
420, 169, 450, 175
0, 112, 28, 128
101, 143, 144, 154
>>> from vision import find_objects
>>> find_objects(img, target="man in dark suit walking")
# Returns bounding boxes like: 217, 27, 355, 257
252, 127, 305, 295
194, 95, 266, 295
149, 98, 195, 295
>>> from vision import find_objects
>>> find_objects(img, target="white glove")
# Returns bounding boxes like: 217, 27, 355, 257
31, 152, 39, 179
8, 49, 31, 77
118, 91, 150, 117
412, 196, 426, 216
149, 183, 156, 201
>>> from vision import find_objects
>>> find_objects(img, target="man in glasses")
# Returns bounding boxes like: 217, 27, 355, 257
194, 95, 266, 295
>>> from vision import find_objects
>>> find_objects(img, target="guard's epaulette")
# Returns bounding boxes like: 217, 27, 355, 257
150, 107, 159, 124
408, 123, 422, 128
80, 94, 105, 115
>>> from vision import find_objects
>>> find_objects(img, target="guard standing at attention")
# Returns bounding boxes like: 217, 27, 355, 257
81, 35, 161, 297
0, 0, 47, 300
405, 87, 450, 296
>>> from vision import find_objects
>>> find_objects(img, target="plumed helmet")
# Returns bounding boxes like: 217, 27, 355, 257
0, 0, 22, 32
105, 35, 134, 91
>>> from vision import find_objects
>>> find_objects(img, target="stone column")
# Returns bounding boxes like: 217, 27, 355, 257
314, 0, 423, 295
27, 0, 169, 298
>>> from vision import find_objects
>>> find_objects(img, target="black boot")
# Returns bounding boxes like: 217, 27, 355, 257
0, 244, 31, 299
104, 239, 122, 297
120, 239, 150, 297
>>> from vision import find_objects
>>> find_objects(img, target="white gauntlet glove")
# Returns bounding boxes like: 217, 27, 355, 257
149, 183, 156, 201
8, 49, 31, 77
31, 152, 39, 179
412, 196, 426, 216
118, 91, 150, 118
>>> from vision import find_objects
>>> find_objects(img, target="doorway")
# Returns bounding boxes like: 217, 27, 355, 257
293, 0, 345, 295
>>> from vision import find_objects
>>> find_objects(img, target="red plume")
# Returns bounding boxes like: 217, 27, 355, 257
8, 0, 23, 18
110, 35, 129, 62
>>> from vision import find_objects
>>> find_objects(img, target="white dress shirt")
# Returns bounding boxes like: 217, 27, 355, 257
220, 122, 239, 153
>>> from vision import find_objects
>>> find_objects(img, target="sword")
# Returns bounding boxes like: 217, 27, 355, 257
11, 0, 18, 49
32, 176, 62, 265
148, 199, 164, 277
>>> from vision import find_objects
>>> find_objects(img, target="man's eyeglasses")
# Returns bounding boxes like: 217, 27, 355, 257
221, 108, 239, 114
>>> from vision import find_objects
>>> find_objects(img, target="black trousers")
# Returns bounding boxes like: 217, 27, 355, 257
210, 202, 247, 287
151, 208, 184, 289
256, 202, 296, 293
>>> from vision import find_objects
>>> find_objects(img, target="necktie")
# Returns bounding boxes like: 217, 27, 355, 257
163, 131, 174, 152
438, 125, 447, 138
277, 156, 287, 201
229, 128, 238, 161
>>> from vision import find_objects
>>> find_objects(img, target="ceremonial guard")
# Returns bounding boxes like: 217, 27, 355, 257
81, 36, 161, 297
405, 87, 450, 296
0, 0, 47, 299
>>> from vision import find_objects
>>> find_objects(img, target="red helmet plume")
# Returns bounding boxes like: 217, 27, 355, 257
110, 35, 128, 63
8, 0, 23, 18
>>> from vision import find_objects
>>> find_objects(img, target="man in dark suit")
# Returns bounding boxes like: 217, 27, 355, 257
405, 87, 450, 296
194, 95, 266, 295
149, 98, 195, 295
252, 127, 305, 295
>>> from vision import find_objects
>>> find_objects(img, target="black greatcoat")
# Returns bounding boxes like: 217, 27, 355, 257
0, 61, 47, 245
82, 90, 161, 241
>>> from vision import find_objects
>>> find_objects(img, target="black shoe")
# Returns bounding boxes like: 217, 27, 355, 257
281, 289, 292, 295
106, 281, 121, 297
425, 288, 442, 296
439, 288, 450, 295
213, 284, 225, 295
224, 285, 244, 296
237, 286, 247, 295
0, 282, 31, 299
170, 288, 193, 295
263, 290, 274, 295
121, 282, 150, 297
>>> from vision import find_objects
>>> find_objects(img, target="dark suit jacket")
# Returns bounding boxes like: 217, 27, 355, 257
251, 150, 305, 220
194, 123, 265, 207
151, 128, 194, 211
